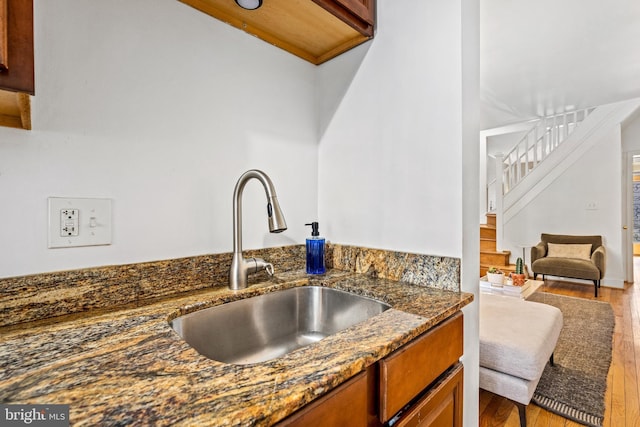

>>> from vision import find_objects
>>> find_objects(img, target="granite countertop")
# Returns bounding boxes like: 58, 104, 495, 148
0, 269, 473, 426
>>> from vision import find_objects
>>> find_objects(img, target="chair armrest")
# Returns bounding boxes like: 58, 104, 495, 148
531, 242, 546, 263
591, 245, 606, 277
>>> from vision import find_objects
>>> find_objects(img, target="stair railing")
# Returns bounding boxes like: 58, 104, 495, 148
501, 108, 594, 194
488, 107, 595, 252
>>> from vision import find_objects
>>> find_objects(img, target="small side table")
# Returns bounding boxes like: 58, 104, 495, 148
480, 277, 544, 300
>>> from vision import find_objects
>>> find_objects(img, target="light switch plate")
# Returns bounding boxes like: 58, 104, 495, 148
48, 197, 112, 248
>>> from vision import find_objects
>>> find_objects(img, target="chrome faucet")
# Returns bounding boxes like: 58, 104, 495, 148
229, 169, 287, 290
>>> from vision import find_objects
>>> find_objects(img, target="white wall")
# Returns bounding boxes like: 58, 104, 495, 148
622, 108, 640, 151
486, 131, 527, 157
0, 0, 318, 278
461, 0, 482, 425
621, 107, 640, 283
318, 1, 463, 257
317, 0, 480, 424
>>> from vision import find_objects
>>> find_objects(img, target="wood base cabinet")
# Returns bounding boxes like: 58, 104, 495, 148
392, 364, 463, 427
276, 371, 372, 426
279, 312, 464, 426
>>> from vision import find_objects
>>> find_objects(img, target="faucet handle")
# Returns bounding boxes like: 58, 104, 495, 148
265, 263, 274, 276
249, 257, 274, 276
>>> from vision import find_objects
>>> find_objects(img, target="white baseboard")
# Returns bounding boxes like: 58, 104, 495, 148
540, 275, 624, 289
602, 278, 624, 289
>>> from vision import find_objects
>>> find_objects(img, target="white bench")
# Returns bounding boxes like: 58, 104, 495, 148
479, 293, 563, 427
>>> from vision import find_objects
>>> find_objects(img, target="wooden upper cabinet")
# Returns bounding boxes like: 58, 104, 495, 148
0, 0, 34, 94
0, 0, 33, 130
1, 0, 8, 72
314, 0, 374, 28
179, 0, 375, 65
334, 0, 374, 23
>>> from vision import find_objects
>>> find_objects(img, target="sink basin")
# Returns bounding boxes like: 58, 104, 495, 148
170, 286, 391, 365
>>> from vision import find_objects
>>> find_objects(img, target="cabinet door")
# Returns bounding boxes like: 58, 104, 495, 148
0, 0, 34, 94
312, 0, 374, 36
276, 371, 369, 427
379, 313, 463, 422
334, 0, 374, 25
1, 0, 7, 71
394, 364, 464, 427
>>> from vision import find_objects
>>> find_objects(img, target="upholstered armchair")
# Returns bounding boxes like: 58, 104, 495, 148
531, 233, 606, 297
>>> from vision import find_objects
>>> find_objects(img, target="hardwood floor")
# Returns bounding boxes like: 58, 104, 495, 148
479, 260, 640, 427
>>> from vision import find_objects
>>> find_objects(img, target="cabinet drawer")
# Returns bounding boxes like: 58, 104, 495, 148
379, 313, 463, 422
394, 364, 464, 427
277, 371, 368, 426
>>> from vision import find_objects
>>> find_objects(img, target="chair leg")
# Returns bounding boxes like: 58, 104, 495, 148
533, 272, 537, 280
515, 401, 527, 427
593, 280, 598, 297
549, 352, 554, 366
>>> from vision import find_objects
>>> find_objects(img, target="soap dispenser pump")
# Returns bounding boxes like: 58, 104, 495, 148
305, 222, 325, 274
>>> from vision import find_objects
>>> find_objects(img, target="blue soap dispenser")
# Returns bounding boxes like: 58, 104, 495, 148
305, 222, 325, 274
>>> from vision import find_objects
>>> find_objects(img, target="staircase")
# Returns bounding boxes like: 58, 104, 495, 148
486, 107, 598, 264
482, 100, 640, 280
480, 213, 515, 277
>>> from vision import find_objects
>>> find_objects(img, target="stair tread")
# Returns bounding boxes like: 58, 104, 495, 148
480, 250, 511, 255
480, 265, 517, 277
480, 263, 516, 267
480, 265, 517, 270
480, 212, 512, 276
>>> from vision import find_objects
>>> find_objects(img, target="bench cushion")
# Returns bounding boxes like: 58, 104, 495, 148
479, 366, 539, 405
532, 257, 601, 280
479, 294, 563, 381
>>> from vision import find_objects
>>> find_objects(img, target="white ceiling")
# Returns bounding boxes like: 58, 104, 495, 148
480, 0, 640, 130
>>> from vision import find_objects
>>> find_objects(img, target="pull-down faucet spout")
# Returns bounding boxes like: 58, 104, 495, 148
229, 169, 287, 290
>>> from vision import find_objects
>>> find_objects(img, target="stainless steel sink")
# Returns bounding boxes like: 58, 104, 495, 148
170, 286, 391, 365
